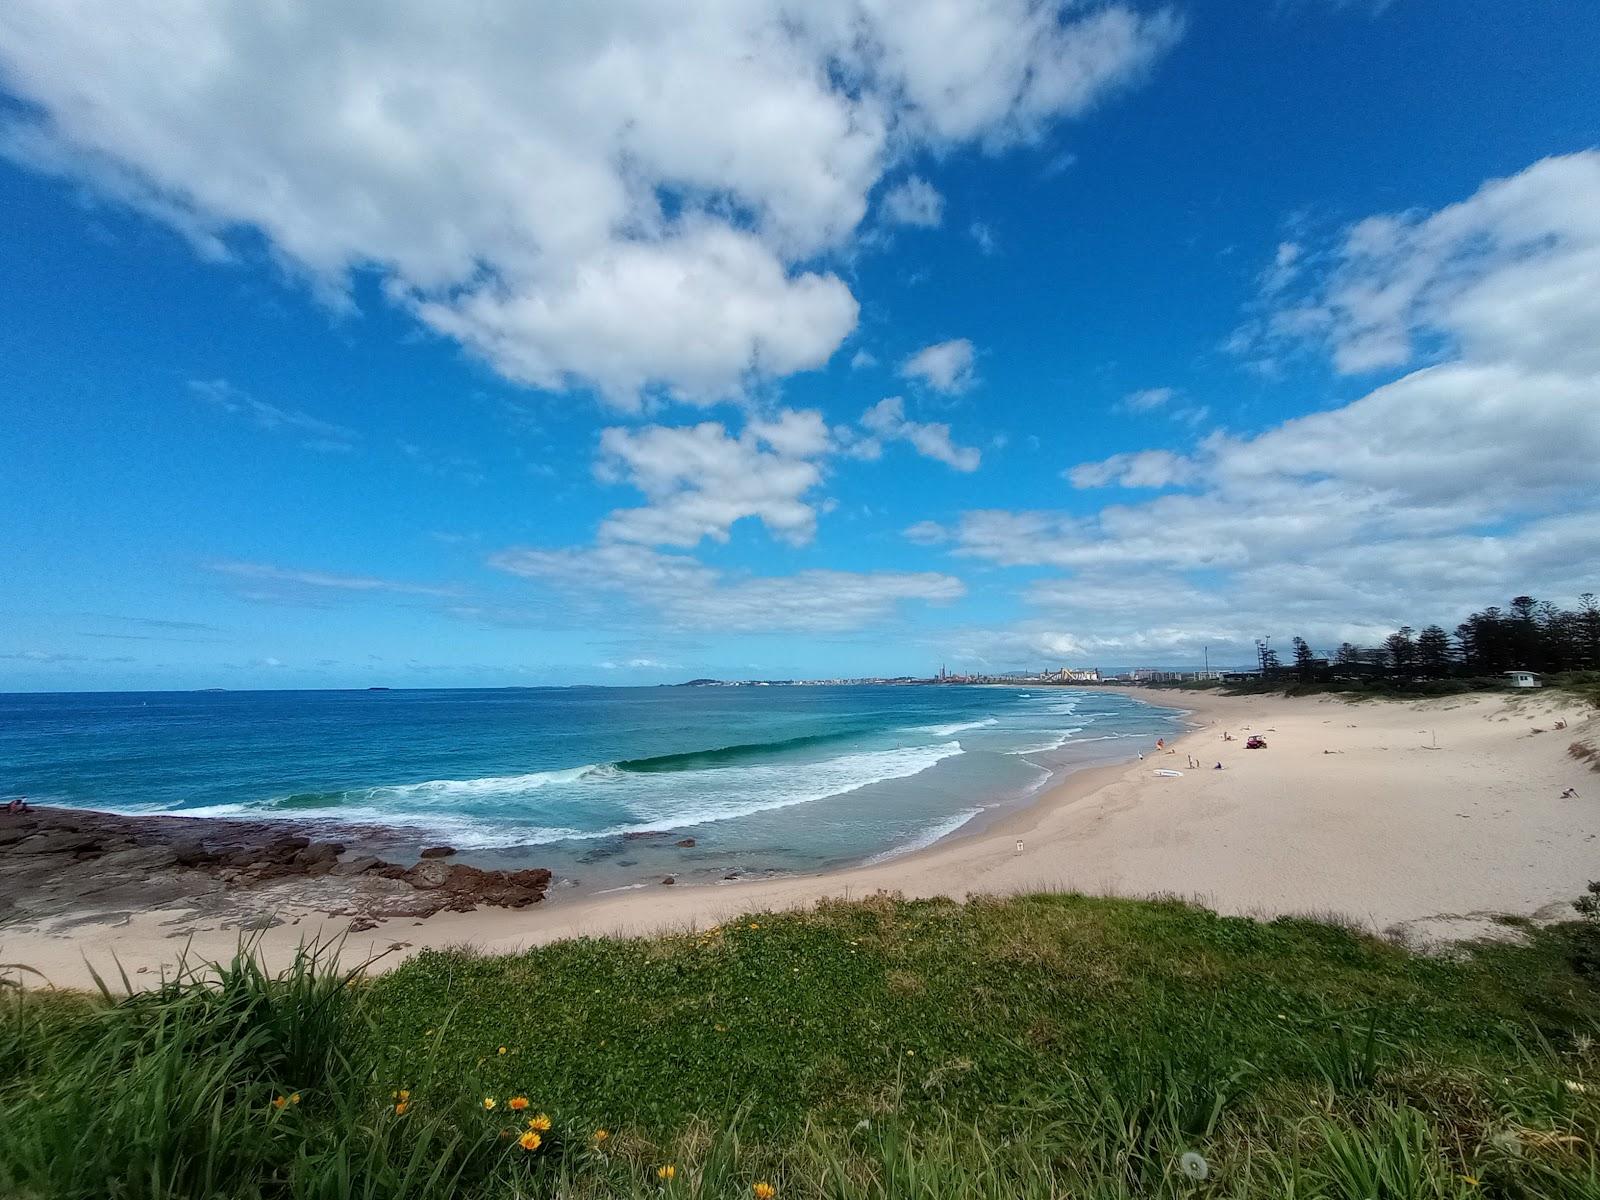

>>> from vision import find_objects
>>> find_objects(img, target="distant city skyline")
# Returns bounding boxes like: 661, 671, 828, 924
3, 2, 1598, 691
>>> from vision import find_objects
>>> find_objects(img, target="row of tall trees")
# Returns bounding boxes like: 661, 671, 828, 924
1272, 594, 1600, 680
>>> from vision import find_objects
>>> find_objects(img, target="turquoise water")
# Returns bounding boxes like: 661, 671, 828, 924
0, 686, 1182, 885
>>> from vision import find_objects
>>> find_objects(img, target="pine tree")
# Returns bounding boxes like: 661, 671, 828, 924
1292, 637, 1316, 682
1416, 625, 1452, 677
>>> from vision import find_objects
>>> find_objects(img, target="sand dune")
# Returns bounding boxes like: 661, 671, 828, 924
5, 687, 1598, 988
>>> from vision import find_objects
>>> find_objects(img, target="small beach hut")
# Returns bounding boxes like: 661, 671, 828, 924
1503, 670, 1542, 689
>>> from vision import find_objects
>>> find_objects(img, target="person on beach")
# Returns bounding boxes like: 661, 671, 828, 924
7, 796, 29, 814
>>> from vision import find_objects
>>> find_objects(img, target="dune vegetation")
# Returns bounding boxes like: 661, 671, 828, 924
5, 891, 1600, 1199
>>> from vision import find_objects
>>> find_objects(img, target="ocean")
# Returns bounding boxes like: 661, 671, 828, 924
0, 685, 1183, 887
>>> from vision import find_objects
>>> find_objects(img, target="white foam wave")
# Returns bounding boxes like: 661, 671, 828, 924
138, 741, 968, 849
921, 717, 998, 736
861, 806, 984, 865
371, 765, 602, 799
1007, 726, 1084, 756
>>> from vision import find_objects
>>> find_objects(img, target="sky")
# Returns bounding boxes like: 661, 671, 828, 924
2, 1, 1599, 691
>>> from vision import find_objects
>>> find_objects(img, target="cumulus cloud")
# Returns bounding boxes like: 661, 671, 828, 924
594, 410, 831, 546
1065, 448, 1196, 489
900, 338, 977, 393
0, 2, 1179, 405
926, 153, 1600, 659
1238, 151, 1600, 377
490, 544, 963, 634
881, 176, 944, 227
860, 397, 981, 471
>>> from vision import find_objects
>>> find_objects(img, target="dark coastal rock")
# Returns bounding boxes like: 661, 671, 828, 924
675, 838, 697, 847
623, 830, 673, 841
96, 845, 180, 873
419, 845, 456, 858
662, 875, 676, 885
405, 859, 454, 889
17, 830, 103, 856
348, 917, 380, 932
293, 842, 342, 867
172, 839, 218, 866
398, 862, 554, 911
1, 806, 554, 930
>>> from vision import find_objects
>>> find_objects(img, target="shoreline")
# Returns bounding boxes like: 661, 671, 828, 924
5, 686, 1597, 989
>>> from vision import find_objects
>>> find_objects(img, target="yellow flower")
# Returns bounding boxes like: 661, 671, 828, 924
482, 1097, 497, 1110
1459, 1176, 1479, 1188
289, 1093, 301, 1105
509, 1096, 529, 1111
394, 1100, 409, 1116
657, 1164, 676, 1181
593, 1129, 610, 1144
392, 1089, 411, 1102
754, 1182, 776, 1199
519, 1130, 542, 1152
498, 1046, 508, 1055
529, 1113, 552, 1132
748, 923, 760, 930
271, 1095, 287, 1110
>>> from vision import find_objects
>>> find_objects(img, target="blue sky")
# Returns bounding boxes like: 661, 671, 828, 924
3, 1, 1599, 691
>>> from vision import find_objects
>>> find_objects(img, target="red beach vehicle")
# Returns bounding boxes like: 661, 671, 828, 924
1245, 735, 1267, 750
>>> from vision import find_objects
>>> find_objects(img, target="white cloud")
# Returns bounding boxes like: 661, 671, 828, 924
969, 221, 999, 255
924, 153, 1600, 659
190, 379, 358, 453
849, 349, 879, 370
1114, 386, 1208, 427
861, 397, 981, 471
0, 2, 1179, 405
490, 544, 963, 633
1116, 386, 1176, 413
210, 562, 460, 600
900, 338, 977, 393
1065, 448, 1196, 489
594, 410, 830, 547
881, 176, 944, 227
1241, 151, 1600, 377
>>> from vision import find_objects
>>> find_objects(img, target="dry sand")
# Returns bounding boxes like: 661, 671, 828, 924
6, 687, 1598, 989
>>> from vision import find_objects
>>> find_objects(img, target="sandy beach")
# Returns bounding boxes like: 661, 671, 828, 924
5, 686, 1598, 989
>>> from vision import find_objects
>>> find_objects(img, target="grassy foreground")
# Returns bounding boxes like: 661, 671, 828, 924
5, 892, 1600, 1198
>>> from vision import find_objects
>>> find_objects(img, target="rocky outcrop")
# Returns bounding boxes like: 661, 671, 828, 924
0, 807, 551, 932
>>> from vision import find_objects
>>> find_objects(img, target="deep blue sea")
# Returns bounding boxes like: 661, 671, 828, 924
0, 686, 1182, 887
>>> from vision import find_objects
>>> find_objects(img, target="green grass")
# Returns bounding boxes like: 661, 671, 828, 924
6, 893, 1600, 1198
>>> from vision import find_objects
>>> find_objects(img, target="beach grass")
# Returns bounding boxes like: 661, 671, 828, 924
5, 892, 1600, 1198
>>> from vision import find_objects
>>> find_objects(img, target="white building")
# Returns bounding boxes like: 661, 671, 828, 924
1504, 670, 1542, 689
